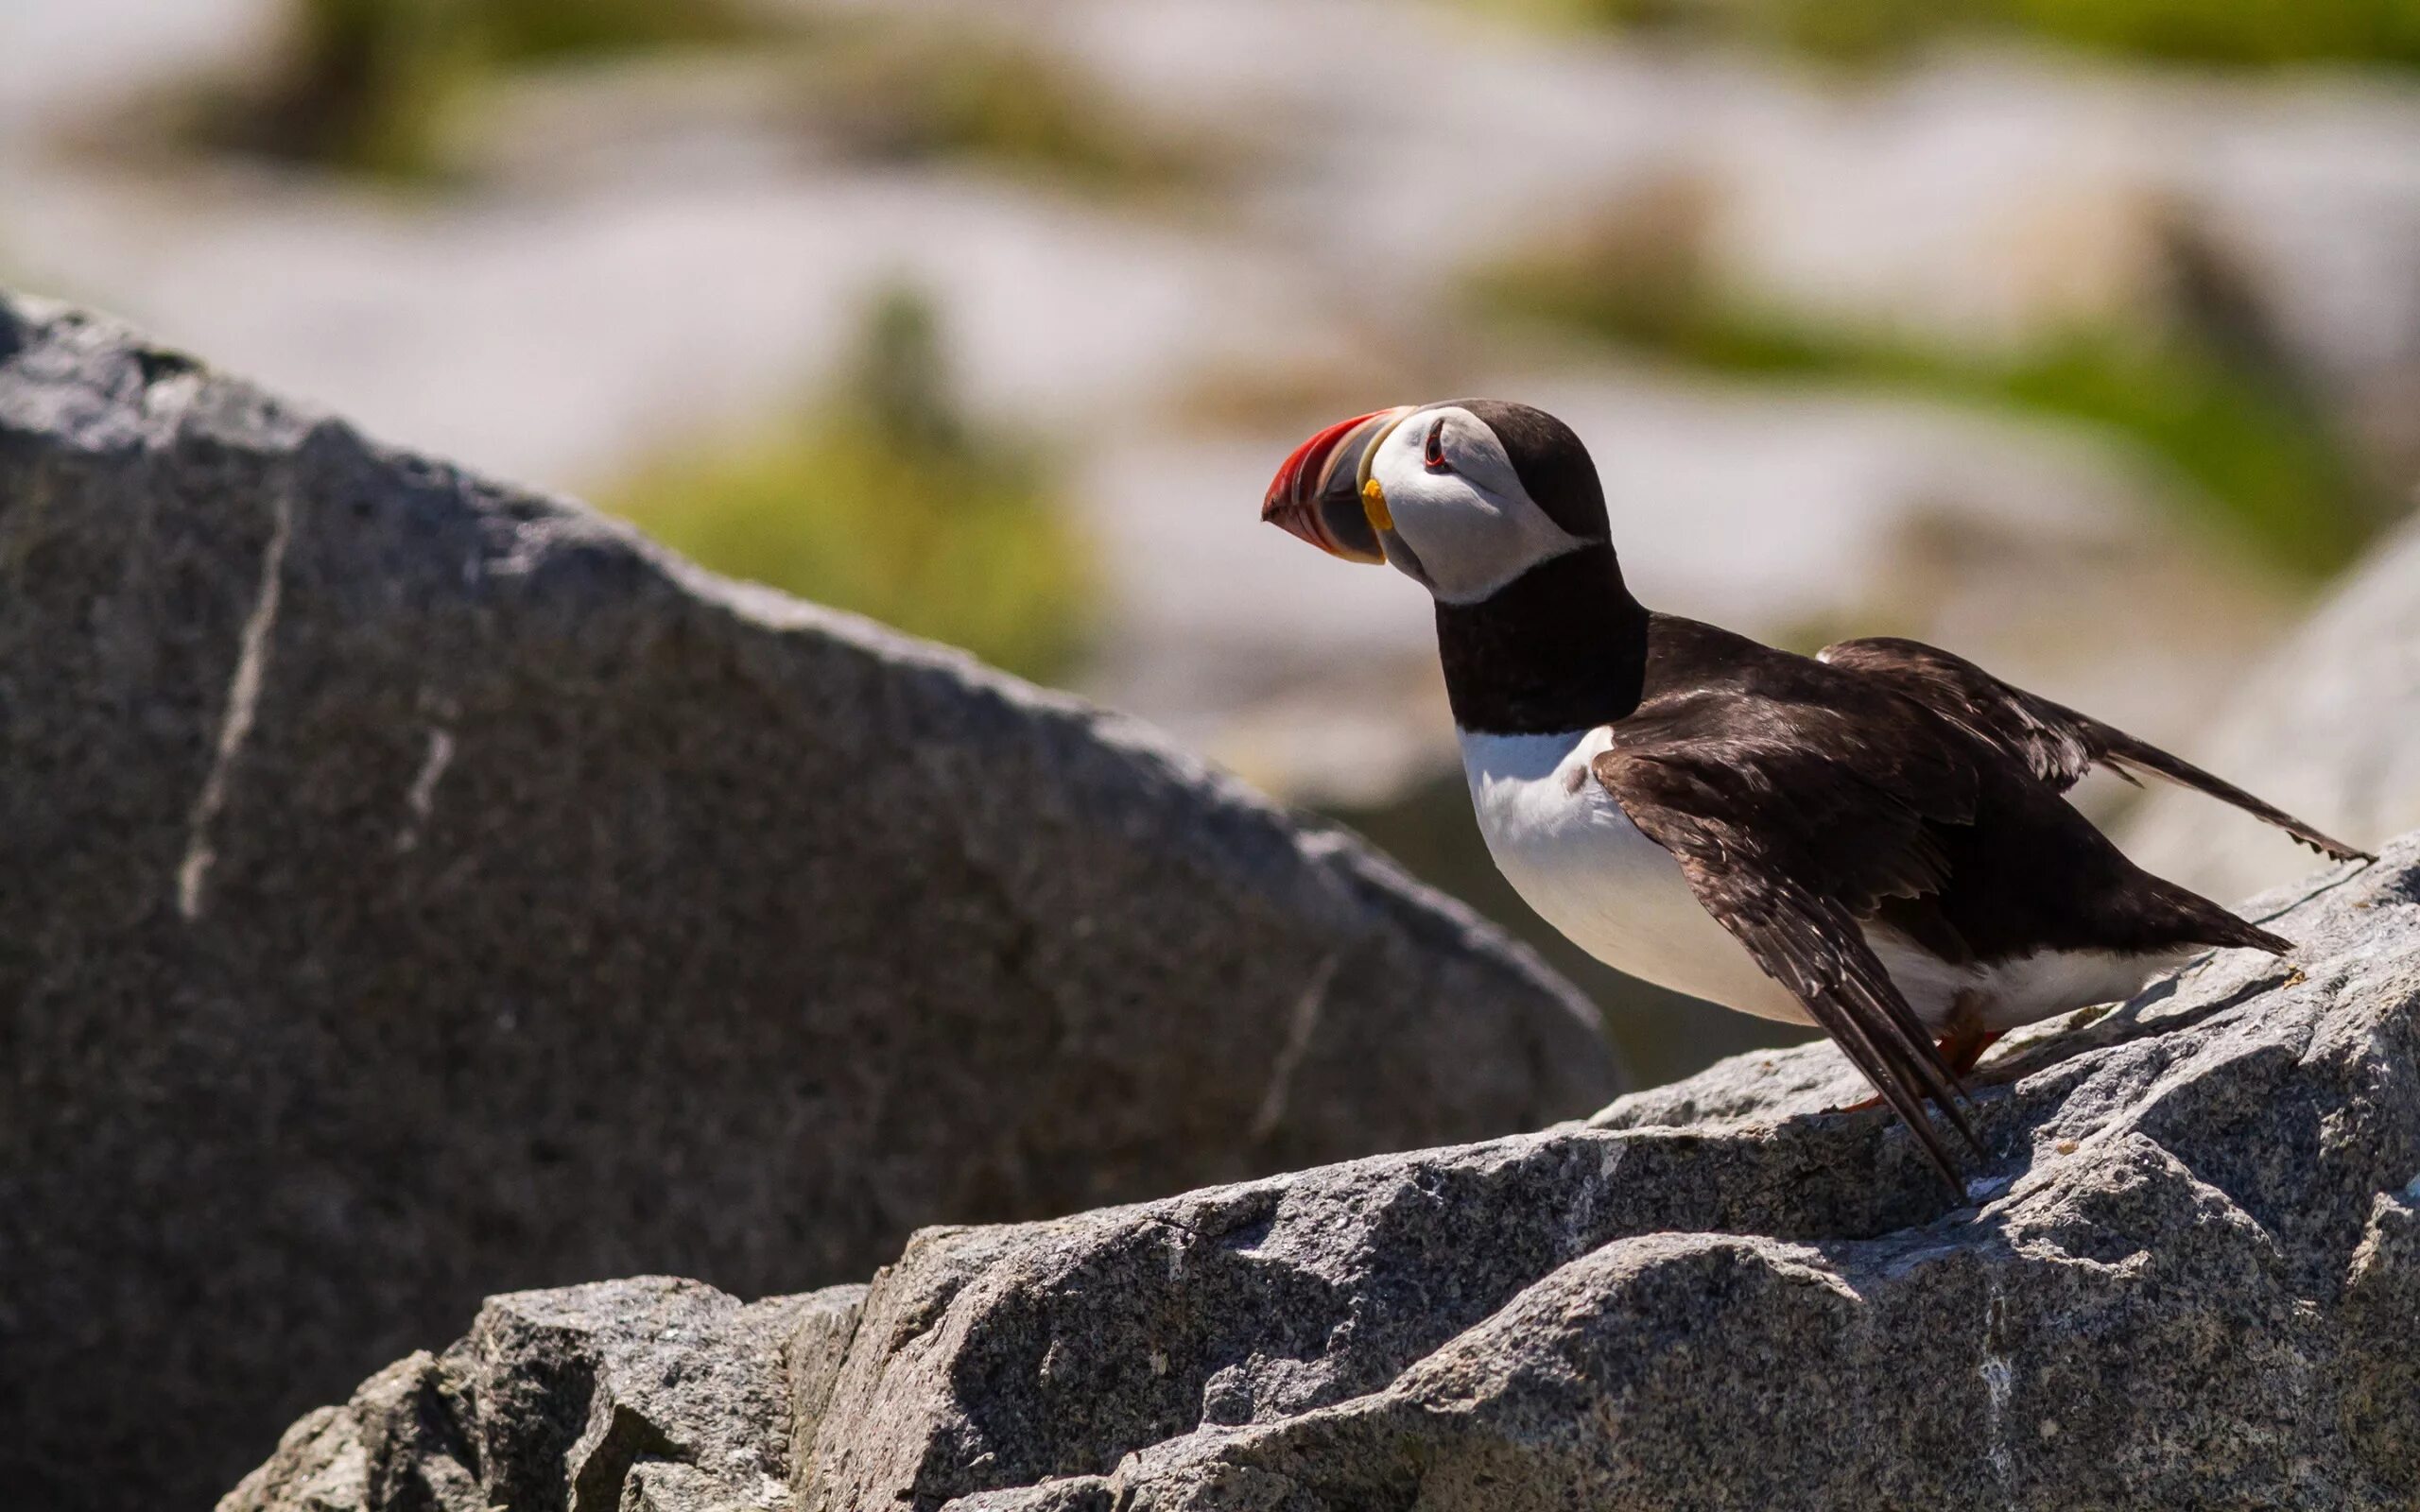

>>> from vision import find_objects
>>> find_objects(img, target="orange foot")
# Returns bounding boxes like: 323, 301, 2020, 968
1834, 1024, 2006, 1112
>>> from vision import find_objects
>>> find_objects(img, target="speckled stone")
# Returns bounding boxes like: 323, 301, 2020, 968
0, 292, 1615, 1512
976, 844, 2420, 1512
231, 836, 2420, 1511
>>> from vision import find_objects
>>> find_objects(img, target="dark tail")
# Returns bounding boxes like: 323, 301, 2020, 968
2140, 870, 2296, 956
2207, 912, 2294, 957
2095, 725, 2374, 868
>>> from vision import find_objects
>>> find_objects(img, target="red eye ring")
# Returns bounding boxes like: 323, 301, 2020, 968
1422, 417, 1449, 471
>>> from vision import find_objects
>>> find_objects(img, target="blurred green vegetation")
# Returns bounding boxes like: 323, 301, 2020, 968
191, 0, 763, 179
1494, 0, 2420, 68
795, 28, 1214, 197
182, 0, 1211, 192
473, 0, 756, 60
1473, 216, 2377, 576
602, 289, 1095, 683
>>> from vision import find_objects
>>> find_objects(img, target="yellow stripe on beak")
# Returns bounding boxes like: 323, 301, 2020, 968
1361, 476, 1392, 533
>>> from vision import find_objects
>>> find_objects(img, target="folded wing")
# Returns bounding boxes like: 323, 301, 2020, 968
1591, 706, 1984, 1188
1819, 636, 2371, 864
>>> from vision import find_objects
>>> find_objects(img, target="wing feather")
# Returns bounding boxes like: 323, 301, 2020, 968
1820, 636, 2372, 864
1595, 747, 1979, 1189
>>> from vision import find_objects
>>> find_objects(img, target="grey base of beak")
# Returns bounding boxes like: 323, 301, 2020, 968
1309, 411, 1406, 562
1314, 490, 1387, 563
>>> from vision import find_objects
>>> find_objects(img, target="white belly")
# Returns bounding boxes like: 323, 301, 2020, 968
1977, 944, 2194, 1031
1459, 728, 2188, 1037
1460, 728, 1823, 1024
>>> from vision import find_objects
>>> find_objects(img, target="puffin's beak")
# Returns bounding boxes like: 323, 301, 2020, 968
1262, 406, 1413, 564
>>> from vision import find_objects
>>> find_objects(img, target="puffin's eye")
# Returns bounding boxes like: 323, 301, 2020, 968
1422, 417, 1449, 471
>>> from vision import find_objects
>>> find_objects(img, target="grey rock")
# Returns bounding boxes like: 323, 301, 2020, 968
239, 834, 2420, 1511
210, 1356, 475, 1512
785, 1284, 870, 1495
800, 837, 2419, 1510
2340, 1185, 2420, 1474
941, 1483, 1118, 1512
222, 1279, 807, 1512
0, 292, 1616, 1512
621, 1461, 787, 1512
2126, 512, 2420, 902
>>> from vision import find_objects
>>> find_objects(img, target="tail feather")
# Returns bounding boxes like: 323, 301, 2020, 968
2136, 868, 2296, 956
2208, 913, 2294, 957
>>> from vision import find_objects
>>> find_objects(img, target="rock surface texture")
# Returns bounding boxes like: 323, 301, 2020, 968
0, 294, 1616, 1512
2127, 513, 2420, 902
231, 836, 2420, 1511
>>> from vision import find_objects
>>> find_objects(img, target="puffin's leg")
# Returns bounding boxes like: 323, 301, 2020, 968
1834, 990, 1996, 1112
1932, 988, 2004, 1079
1938, 1022, 2005, 1078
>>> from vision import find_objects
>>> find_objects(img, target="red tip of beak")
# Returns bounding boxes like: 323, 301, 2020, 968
1263, 409, 1394, 559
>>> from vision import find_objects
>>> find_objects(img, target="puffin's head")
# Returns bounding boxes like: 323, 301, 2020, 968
1261, 399, 1609, 603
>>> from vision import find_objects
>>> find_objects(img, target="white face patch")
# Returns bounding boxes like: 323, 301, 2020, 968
1367, 405, 1590, 604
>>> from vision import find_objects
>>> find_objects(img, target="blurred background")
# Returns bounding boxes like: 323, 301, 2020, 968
7, 0, 2415, 1084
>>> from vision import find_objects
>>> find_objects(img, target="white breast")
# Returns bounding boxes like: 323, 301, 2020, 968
1459, 729, 1815, 1024
1460, 728, 2183, 1040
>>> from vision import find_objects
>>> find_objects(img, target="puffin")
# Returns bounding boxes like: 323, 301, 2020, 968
1263, 399, 2370, 1185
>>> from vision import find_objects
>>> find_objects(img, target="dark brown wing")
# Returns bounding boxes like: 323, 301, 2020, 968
1819, 636, 2371, 864
1591, 708, 1983, 1189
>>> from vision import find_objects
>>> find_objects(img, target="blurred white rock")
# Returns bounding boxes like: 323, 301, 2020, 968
0, 0, 2394, 814
2125, 514, 2420, 900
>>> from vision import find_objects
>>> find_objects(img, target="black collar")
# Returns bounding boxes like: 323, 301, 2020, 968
1435, 544, 1649, 735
